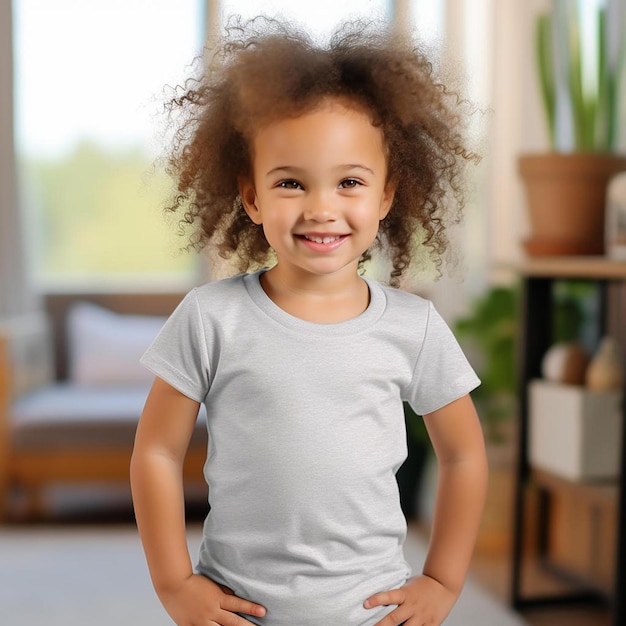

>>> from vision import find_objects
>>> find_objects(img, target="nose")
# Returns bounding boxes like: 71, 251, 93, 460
303, 191, 336, 222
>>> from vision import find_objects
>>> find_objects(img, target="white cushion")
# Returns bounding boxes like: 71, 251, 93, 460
11, 383, 206, 447
67, 302, 166, 385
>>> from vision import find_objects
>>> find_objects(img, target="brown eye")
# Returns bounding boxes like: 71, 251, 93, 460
278, 180, 302, 189
339, 178, 360, 189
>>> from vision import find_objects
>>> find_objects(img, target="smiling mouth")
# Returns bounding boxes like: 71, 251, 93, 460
300, 234, 346, 244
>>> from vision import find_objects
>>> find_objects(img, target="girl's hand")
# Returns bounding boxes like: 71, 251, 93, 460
364, 574, 457, 626
160, 573, 266, 626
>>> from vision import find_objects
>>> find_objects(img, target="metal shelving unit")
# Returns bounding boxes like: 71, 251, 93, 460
510, 256, 626, 625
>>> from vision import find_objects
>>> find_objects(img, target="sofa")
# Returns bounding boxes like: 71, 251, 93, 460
0, 292, 207, 521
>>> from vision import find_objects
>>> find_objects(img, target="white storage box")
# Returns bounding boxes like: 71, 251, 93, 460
529, 379, 623, 481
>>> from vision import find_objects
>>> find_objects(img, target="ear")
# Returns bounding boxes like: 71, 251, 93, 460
379, 179, 397, 220
238, 176, 263, 225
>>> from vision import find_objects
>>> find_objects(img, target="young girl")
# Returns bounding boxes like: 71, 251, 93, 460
131, 17, 488, 626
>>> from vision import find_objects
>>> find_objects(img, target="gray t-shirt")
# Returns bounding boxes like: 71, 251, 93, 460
140, 269, 480, 626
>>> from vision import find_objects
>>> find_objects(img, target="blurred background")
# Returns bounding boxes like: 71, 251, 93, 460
1, 1, 625, 625
6, 0, 524, 300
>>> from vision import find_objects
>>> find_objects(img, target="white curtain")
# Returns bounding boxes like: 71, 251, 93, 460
0, 0, 37, 319
487, 0, 549, 278
394, 0, 546, 317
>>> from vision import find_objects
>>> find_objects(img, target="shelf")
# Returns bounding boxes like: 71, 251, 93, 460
511, 263, 626, 625
530, 469, 619, 509
519, 256, 626, 280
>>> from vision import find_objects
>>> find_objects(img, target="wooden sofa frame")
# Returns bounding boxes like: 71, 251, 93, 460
0, 292, 207, 520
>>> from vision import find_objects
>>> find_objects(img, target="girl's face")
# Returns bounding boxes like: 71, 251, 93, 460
240, 98, 395, 287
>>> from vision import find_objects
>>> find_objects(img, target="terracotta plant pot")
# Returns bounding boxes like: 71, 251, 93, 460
518, 153, 626, 256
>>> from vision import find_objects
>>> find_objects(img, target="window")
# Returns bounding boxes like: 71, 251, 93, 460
14, 0, 206, 289
220, 0, 391, 41
13, 0, 492, 296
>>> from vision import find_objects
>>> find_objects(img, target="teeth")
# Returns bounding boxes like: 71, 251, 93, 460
304, 235, 342, 244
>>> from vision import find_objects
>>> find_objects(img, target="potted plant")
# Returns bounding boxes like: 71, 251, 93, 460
453, 285, 519, 554
519, 3, 626, 256
454, 285, 519, 443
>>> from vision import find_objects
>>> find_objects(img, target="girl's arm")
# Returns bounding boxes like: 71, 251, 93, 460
130, 377, 266, 625
130, 377, 201, 594
421, 393, 488, 594
366, 393, 488, 626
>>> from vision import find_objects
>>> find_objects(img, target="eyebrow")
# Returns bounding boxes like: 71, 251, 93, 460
265, 164, 375, 178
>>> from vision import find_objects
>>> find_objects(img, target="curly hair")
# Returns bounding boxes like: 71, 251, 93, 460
163, 16, 479, 286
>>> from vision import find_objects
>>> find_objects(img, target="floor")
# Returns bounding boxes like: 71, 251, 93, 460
2, 518, 529, 626
460, 536, 613, 626
8, 485, 615, 626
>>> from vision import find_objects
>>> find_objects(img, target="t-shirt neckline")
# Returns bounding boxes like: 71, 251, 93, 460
243, 269, 386, 336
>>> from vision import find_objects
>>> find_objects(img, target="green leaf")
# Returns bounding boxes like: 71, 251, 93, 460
536, 13, 556, 149
566, 13, 588, 150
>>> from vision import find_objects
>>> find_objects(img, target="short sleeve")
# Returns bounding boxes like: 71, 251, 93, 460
140, 289, 211, 402
404, 302, 480, 415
